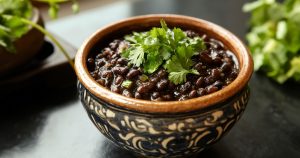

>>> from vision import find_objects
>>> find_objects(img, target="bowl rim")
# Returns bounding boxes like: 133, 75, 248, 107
75, 14, 253, 113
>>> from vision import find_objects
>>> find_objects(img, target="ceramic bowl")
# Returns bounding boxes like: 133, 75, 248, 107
75, 14, 253, 158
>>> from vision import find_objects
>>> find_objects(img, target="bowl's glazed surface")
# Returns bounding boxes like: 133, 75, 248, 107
78, 82, 249, 157
75, 14, 253, 157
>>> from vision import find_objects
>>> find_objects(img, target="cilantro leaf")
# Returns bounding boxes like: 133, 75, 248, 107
164, 55, 199, 85
173, 27, 186, 42
244, 0, 300, 83
127, 46, 144, 67
122, 19, 205, 84
160, 45, 172, 60
175, 46, 195, 69
144, 50, 163, 74
169, 69, 199, 85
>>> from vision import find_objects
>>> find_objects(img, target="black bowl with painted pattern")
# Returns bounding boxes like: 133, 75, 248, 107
75, 14, 253, 158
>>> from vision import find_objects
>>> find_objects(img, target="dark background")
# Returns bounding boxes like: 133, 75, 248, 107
1, 0, 300, 158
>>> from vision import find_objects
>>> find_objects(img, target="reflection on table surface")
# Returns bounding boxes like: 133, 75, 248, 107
1, 0, 300, 158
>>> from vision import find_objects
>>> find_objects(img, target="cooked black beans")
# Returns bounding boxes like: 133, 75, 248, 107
112, 66, 129, 75
127, 69, 140, 79
157, 69, 167, 78
87, 31, 239, 101
206, 85, 219, 94
102, 70, 113, 78
87, 58, 95, 69
152, 92, 160, 99
134, 92, 142, 99
137, 82, 155, 94
111, 85, 121, 93
122, 89, 133, 98
188, 90, 197, 98
157, 79, 168, 90
115, 75, 124, 85
196, 77, 204, 87
197, 88, 206, 96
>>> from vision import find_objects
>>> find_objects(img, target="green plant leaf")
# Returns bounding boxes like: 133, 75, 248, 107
122, 19, 205, 84
244, 0, 300, 84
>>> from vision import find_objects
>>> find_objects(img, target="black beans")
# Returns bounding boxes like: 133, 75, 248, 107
152, 92, 160, 99
116, 58, 127, 65
223, 57, 234, 65
96, 59, 105, 67
127, 69, 140, 79
221, 63, 231, 72
103, 48, 113, 57
111, 58, 117, 65
194, 63, 202, 71
102, 70, 113, 79
109, 39, 120, 50
87, 58, 95, 69
196, 77, 204, 87
179, 96, 189, 101
88, 30, 239, 101
150, 77, 160, 84
157, 69, 167, 78
135, 92, 142, 99
111, 86, 121, 93
179, 82, 192, 93
206, 85, 218, 94
211, 68, 221, 80
157, 79, 168, 90
186, 30, 199, 38
117, 41, 129, 53
188, 90, 197, 98
199, 51, 213, 64
205, 76, 215, 85
163, 94, 172, 101
96, 53, 104, 59
112, 66, 129, 75
137, 82, 155, 93
213, 56, 222, 65
212, 81, 223, 89
197, 88, 206, 96
111, 53, 119, 59
122, 89, 133, 98
115, 75, 124, 85
229, 69, 238, 79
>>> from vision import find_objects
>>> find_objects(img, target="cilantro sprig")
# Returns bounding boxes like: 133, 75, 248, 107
0, 0, 79, 68
243, 0, 300, 83
0, 0, 79, 53
122, 20, 205, 85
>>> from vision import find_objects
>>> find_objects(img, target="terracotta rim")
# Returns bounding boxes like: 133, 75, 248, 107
75, 14, 253, 113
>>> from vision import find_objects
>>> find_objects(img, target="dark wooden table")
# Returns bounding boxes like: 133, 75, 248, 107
1, 0, 300, 158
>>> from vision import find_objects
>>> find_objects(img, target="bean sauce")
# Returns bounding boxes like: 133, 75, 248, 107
88, 31, 239, 101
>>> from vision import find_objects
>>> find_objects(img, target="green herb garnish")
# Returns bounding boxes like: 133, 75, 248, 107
243, 0, 300, 83
139, 74, 149, 82
121, 80, 133, 89
0, 0, 79, 68
0, 0, 33, 53
0, 0, 79, 53
122, 20, 206, 85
